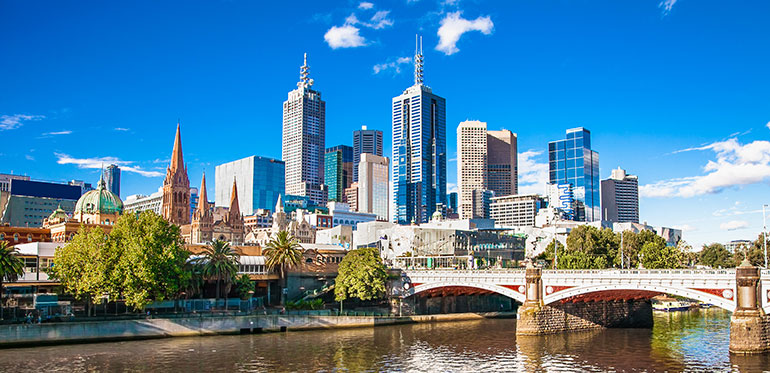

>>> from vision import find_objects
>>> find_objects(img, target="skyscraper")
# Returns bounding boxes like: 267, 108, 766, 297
548, 127, 600, 222
457, 121, 518, 219
352, 125, 383, 183
104, 164, 121, 198
457, 120, 488, 219
324, 145, 353, 202
601, 167, 639, 223
215, 155, 285, 215
392, 36, 447, 224
487, 130, 517, 197
358, 153, 389, 221
283, 53, 327, 205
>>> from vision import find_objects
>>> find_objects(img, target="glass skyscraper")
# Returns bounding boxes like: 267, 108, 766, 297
215, 155, 285, 215
324, 145, 353, 202
104, 164, 120, 198
352, 125, 383, 183
548, 127, 600, 222
391, 37, 447, 224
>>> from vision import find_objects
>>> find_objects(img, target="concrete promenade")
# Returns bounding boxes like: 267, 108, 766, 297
0, 312, 515, 348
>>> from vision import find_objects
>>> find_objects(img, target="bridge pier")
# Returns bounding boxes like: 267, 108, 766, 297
516, 264, 652, 336
729, 259, 770, 354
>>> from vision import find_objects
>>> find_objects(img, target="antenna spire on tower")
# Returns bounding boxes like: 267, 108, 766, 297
414, 34, 424, 85
299, 52, 312, 88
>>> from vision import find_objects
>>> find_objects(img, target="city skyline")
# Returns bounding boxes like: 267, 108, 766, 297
2, 0, 770, 248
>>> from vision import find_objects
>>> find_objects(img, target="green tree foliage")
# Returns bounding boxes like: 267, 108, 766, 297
49, 226, 116, 314
743, 233, 769, 267
264, 231, 302, 280
234, 274, 255, 300
51, 211, 191, 312
0, 241, 25, 316
640, 240, 684, 269
201, 240, 239, 305
698, 243, 736, 269
111, 212, 191, 310
334, 247, 388, 301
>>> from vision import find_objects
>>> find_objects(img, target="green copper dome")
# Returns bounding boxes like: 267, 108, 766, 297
75, 178, 123, 215
48, 204, 68, 221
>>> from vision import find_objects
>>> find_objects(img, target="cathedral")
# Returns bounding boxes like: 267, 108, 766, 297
245, 194, 315, 246
166, 124, 244, 245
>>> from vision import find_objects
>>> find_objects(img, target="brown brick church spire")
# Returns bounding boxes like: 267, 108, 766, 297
228, 178, 242, 223
162, 122, 191, 225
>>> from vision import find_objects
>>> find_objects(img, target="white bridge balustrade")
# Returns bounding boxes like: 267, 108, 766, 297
398, 267, 770, 314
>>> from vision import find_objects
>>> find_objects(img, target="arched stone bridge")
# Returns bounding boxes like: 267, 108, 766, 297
398, 264, 770, 354
401, 268, 770, 313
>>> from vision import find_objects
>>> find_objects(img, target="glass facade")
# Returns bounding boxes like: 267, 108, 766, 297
392, 85, 447, 224
548, 127, 600, 222
215, 156, 285, 215
352, 126, 383, 183
324, 145, 353, 202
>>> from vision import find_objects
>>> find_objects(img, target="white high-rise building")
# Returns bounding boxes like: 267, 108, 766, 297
283, 53, 327, 205
358, 153, 389, 221
457, 120, 488, 219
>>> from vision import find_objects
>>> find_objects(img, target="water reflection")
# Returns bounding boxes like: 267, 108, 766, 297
0, 309, 768, 372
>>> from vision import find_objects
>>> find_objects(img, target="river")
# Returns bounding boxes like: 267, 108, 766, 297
0, 309, 768, 372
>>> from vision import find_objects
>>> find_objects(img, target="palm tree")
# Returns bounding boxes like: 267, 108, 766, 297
263, 231, 303, 305
201, 240, 238, 310
183, 255, 205, 299
0, 242, 25, 319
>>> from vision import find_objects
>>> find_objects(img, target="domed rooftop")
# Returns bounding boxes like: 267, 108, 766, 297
75, 177, 123, 215
48, 204, 68, 221
431, 210, 443, 221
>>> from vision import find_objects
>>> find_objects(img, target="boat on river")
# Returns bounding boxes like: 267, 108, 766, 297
652, 298, 692, 312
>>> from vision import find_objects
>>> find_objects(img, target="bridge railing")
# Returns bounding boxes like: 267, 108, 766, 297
400, 268, 736, 275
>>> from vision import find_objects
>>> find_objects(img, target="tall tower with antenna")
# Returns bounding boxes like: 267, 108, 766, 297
283, 53, 327, 205
391, 35, 447, 224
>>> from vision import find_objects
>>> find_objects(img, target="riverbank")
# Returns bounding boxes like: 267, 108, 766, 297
0, 311, 517, 348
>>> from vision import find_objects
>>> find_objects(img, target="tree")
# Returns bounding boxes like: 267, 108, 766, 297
201, 240, 239, 307
0, 242, 25, 318
49, 226, 116, 316
743, 233, 769, 267
264, 230, 303, 304
335, 247, 388, 302
699, 243, 735, 269
640, 239, 685, 269
110, 211, 191, 310
234, 274, 255, 300
184, 256, 206, 299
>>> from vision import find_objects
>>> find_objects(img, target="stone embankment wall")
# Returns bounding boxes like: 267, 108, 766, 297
516, 300, 652, 335
730, 315, 770, 354
0, 312, 514, 348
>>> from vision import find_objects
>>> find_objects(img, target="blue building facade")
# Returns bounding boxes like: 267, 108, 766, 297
548, 127, 600, 222
215, 156, 285, 215
391, 82, 447, 224
324, 145, 353, 202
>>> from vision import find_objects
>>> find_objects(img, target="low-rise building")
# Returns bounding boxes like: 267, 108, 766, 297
490, 194, 545, 227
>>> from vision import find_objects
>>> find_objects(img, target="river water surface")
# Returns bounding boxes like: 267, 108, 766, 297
1, 309, 768, 372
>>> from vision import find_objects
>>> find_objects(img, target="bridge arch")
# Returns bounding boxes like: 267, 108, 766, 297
408, 282, 527, 304
542, 283, 736, 312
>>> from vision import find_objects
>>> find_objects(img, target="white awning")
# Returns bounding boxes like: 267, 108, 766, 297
239, 256, 266, 265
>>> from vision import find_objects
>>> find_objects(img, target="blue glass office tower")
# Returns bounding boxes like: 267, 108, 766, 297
548, 127, 600, 222
325, 145, 353, 202
391, 37, 447, 224
215, 156, 285, 215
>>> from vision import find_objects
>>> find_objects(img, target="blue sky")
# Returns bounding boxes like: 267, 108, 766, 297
1, 0, 769, 249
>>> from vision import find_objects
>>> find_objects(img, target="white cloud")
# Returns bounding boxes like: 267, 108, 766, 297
672, 224, 697, 232
766, 121, 770, 131
659, 0, 678, 16
324, 24, 367, 49
436, 11, 493, 55
114, 127, 130, 132
517, 150, 549, 195
640, 137, 770, 198
373, 56, 412, 74
358, 2, 374, 9
42, 130, 72, 136
25, 155, 35, 161
720, 220, 749, 231
55, 153, 164, 178
1, 114, 45, 130
447, 182, 458, 194
367, 10, 393, 29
